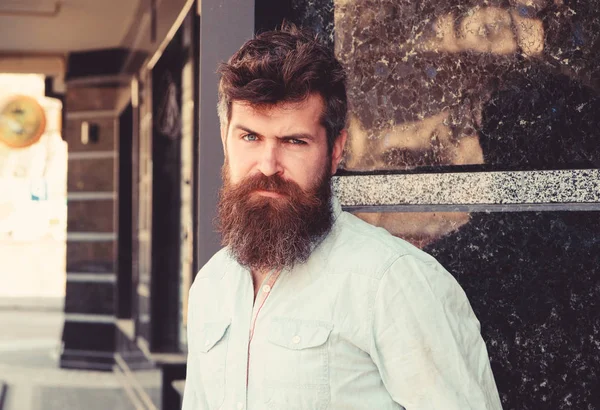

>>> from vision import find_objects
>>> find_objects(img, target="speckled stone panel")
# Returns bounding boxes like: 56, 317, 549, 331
334, 169, 600, 207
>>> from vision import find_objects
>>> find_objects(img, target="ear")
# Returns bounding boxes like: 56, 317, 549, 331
330, 129, 348, 174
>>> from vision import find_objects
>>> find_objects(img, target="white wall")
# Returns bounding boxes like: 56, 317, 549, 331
0, 74, 67, 304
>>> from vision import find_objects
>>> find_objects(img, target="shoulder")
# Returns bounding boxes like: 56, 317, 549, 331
188, 248, 240, 312
321, 211, 440, 280
190, 248, 235, 292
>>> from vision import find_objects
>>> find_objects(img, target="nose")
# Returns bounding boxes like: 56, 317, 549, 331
256, 141, 283, 177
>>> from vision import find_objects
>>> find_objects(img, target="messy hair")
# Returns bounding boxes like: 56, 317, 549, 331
217, 24, 347, 152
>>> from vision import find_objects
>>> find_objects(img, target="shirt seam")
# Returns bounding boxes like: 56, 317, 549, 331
338, 213, 403, 258
366, 253, 409, 355
367, 254, 442, 354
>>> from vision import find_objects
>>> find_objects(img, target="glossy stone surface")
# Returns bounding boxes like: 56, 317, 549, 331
67, 199, 115, 232
64, 281, 115, 315
66, 241, 115, 273
328, 0, 600, 171
334, 169, 600, 207
425, 212, 600, 410
60, 321, 116, 371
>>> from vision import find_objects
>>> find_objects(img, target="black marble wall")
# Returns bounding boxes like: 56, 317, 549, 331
424, 211, 600, 409
61, 72, 123, 371
150, 38, 184, 352
330, 0, 600, 172
287, 1, 600, 409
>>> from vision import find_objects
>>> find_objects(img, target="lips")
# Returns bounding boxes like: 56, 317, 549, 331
253, 189, 286, 198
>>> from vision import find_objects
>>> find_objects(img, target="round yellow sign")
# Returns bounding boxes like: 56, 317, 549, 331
0, 95, 47, 148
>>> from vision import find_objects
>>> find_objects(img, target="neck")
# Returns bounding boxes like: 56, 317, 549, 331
251, 269, 270, 298
251, 268, 269, 281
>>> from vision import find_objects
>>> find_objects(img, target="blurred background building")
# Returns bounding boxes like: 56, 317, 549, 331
0, 0, 598, 409
0, 74, 67, 304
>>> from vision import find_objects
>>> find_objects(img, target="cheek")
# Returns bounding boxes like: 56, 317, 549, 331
227, 164, 248, 185
286, 152, 329, 189
226, 146, 254, 178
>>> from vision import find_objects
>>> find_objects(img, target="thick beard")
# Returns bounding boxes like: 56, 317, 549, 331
217, 163, 334, 272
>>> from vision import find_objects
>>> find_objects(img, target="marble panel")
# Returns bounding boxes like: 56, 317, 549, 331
288, 0, 335, 48
334, 169, 600, 207
64, 281, 116, 315
67, 199, 115, 232
60, 321, 117, 371
66, 241, 115, 273
292, 0, 600, 172
61, 321, 116, 353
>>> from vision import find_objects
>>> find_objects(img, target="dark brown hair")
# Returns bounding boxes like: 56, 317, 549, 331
217, 24, 347, 152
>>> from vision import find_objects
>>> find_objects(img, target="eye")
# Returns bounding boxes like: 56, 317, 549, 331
242, 133, 259, 142
286, 138, 307, 145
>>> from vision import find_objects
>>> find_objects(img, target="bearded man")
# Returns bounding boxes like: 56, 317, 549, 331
182, 26, 502, 410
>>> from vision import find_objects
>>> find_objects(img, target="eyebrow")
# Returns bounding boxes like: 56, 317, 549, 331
233, 125, 258, 135
233, 124, 315, 141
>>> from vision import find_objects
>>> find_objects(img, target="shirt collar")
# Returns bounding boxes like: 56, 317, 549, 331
331, 195, 343, 221
306, 195, 342, 256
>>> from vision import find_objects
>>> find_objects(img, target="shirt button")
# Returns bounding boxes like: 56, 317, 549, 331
262, 284, 271, 293
292, 335, 301, 344
237, 402, 244, 410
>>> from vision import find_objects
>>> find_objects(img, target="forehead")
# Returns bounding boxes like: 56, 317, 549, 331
229, 94, 326, 133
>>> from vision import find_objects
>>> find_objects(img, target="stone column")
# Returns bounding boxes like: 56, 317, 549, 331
60, 80, 130, 371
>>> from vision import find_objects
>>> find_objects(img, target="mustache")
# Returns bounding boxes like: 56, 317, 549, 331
228, 172, 307, 198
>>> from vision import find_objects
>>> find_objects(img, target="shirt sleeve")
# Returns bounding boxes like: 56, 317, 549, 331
181, 284, 198, 410
369, 254, 503, 410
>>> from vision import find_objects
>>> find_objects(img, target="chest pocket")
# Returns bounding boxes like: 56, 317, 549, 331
263, 317, 333, 410
194, 319, 230, 409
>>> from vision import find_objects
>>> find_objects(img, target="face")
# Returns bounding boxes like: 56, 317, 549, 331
221, 93, 347, 195
218, 93, 347, 272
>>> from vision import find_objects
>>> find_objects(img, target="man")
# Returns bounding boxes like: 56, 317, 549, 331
182, 26, 502, 410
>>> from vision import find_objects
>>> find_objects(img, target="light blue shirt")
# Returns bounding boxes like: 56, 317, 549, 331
182, 199, 502, 410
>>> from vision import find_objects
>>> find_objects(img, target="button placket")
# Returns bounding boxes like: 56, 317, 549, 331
247, 269, 283, 393
249, 270, 281, 343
